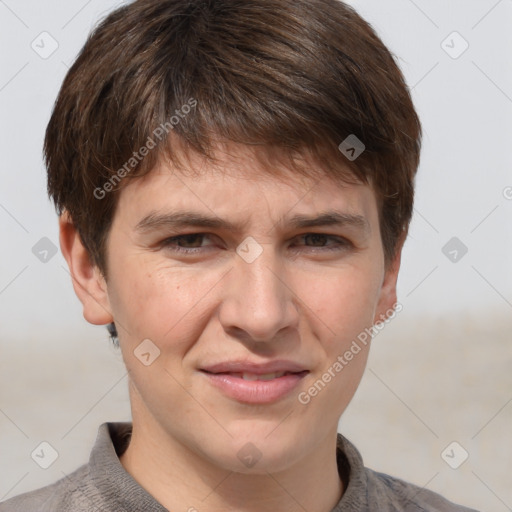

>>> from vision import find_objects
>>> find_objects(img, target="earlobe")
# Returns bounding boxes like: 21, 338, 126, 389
59, 212, 113, 326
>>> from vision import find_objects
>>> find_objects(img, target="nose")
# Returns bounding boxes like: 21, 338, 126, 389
218, 243, 300, 343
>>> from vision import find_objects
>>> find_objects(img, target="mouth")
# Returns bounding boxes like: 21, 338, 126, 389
210, 372, 305, 381
200, 360, 308, 375
199, 363, 309, 404
201, 370, 309, 381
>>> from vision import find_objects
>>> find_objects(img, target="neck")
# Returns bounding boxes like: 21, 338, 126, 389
120, 414, 344, 512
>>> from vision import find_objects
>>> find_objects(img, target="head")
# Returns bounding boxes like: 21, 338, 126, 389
49, 0, 420, 474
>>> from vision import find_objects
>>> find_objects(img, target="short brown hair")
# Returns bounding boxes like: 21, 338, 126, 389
45, 0, 421, 275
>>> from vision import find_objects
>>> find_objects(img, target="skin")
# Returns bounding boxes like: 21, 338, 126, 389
60, 142, 403, 512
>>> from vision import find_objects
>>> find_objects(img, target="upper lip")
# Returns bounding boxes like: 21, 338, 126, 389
200, 360, 308, 375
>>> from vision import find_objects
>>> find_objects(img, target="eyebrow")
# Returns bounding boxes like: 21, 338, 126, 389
135, 209, 371, 235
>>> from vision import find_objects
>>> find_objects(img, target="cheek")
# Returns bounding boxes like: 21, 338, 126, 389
297, 264, 382, 345
295, 269, 379, 415
108, 258, 225, 346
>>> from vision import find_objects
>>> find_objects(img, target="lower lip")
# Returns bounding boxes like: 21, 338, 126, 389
201, 371, 308, 404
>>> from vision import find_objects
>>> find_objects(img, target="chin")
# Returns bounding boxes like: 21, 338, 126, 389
206, 432, 304, 475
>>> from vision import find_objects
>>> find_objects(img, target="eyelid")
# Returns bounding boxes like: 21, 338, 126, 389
159, 232, 218, 249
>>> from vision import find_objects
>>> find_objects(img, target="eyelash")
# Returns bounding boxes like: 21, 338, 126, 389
160, 233, 352, 254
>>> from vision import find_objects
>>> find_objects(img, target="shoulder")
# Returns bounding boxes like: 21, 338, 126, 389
336, 434, 480, 512
0, 422, 141, 512
364, 467, 480, 512
0, 463, 100, 512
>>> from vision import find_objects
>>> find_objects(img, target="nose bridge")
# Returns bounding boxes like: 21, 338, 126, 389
240, 242, 282, 302
220, 241, 298, 341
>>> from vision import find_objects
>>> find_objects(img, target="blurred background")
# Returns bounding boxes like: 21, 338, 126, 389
0, 0, 511, 510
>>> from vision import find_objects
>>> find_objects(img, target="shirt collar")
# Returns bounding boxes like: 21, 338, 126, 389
89, 422, 367, 511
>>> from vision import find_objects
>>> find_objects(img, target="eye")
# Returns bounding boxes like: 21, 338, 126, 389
294, 233, 352, 252
160, 233, 216, 253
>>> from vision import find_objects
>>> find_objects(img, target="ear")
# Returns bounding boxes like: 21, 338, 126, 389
372, 232, 405, 325
59, 211, 113, 326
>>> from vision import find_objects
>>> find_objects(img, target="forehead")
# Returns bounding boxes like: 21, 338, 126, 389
115, 142, 378, 228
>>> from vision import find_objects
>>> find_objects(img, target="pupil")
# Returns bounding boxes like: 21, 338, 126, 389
307, 234, 325, 246
181, 234, 202, 247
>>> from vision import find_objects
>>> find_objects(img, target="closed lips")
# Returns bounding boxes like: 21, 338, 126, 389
199, 362, 310, 404
200, 360, 308, 375
202, 370, 309, 381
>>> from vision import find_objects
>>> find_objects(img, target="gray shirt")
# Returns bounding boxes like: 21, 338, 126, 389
0, 422, 479, 511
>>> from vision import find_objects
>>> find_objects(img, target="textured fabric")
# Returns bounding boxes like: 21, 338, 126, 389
0, 422, 479, 512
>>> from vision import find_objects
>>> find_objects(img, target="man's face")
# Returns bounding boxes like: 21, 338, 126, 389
99, 143, 399, 473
